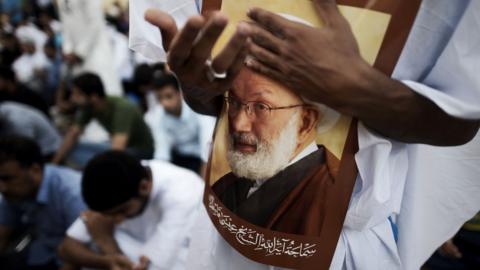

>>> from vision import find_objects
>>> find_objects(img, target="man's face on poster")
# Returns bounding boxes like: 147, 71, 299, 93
226, 69, 319, 181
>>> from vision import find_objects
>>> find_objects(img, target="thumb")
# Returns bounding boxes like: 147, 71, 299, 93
145, 9, 179, 51
134, 256, 150, 270
312, 0, 341, 26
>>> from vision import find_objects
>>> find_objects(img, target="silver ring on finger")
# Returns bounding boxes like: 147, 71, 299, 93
205, 59, 227, 82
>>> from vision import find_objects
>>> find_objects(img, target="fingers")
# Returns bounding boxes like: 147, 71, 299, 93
133, 256, 150, 270
440, 240, 463, 259
247, 8, 292, 39
245, 57, 283, 83
211, 22, 250, 73
80, 212, 88, 222
116, 255, 135, 269
220, 45, 248, 87
81, 210, 96, 220
168, 16, 205, 69
144, 9, 178, 50
189, 13, 228, 64
312, 0, 343, 27
246, 21, 283, 54
246, 40, 281, 71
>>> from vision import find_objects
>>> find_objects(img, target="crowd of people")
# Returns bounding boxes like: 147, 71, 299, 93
0, 1, 213, 269
0, 0, 479, 270
0, 0, 215, 171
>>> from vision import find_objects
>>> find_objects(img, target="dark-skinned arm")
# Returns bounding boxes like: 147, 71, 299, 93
81, 211, 123, 255
143, 2, 479, 145
342, 64, 479, 146
243, 0, 479, 146
58, 237, 134, 269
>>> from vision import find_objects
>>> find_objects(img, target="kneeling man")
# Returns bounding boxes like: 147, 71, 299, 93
58, 151, 204, 270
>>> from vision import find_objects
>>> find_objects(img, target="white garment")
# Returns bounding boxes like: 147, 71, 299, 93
129, 0, 480, 269
128, 0, 199, 62
13, 23, 49, 89
107, 25, 134, 81
15, 23, 48, 52
57, 0, 123, 96
12, 52, 49, 88
144, 101, 216, 161
67, 160, 204, 270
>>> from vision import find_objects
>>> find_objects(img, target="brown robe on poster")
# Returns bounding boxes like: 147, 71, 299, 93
212, 145, 341, 236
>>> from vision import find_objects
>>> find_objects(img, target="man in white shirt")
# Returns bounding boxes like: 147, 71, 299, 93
12, 33, 49, 94
146, 72, 215, 173
58, 151, 204, 270
56, 0, 122, 96
129, 0, 480, 269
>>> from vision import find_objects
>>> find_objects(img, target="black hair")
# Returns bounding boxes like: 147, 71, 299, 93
133, 64, 154, 87
44, 37, 56, 50
72, 73, 106, 98
0, 110, 12, 136
0, 66, 16, 82
82, 151, 148, 212
0, 136, 44, 168
152, 73, 180, 92
151, 62, 167, 72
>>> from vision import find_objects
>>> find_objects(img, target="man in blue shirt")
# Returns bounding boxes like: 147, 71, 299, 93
0, 136, 86, 270
148, 73, 215, 174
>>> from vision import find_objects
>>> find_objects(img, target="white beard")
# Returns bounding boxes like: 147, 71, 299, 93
227, 113, 299, 181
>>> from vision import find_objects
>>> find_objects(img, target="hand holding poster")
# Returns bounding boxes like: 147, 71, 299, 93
130, 1, 480, 269
199, 0, 419, 268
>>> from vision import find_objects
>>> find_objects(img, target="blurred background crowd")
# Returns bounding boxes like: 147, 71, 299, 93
0, 1, 214, 269
0, 0, 215, 173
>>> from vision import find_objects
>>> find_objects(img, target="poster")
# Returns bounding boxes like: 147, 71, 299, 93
201, 0, 421, 268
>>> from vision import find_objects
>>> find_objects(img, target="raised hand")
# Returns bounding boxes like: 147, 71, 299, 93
245, 0, 364, 108
145, 9, 251, 115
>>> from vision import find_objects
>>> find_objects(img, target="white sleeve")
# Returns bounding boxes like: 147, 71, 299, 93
400, 1, 480, 120
397, 4, 480, 269
56, 1, 72, 55
128, 0, 199, 62
74, 0, 105, 59
397, 134, 480, 270
350, 0, 480, 231
349, 2, 480, 269
66, 218, 93, 243
141, 169, 204, 269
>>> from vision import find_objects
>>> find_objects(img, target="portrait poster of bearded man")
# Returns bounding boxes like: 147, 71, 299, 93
193, 0, 422, 268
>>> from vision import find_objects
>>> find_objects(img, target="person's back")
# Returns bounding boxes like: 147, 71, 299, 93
75, 96, 154, 158
0, 65, 49, 117
53, 73, 154, 167
0, 101, 61, 157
